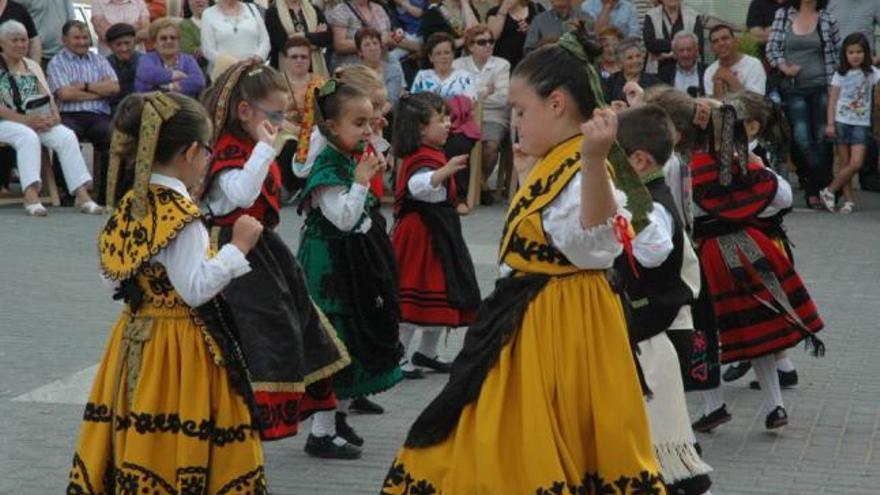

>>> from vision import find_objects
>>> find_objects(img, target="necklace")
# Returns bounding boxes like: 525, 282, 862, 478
221, 3, 243, 33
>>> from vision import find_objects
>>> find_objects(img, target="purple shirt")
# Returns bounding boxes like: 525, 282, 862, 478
135, 51, 205, 98
47, 48, 118, 115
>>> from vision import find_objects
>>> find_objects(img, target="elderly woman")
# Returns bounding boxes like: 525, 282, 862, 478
0, 20, 101, 216
266, 0, 332, 73
421, 0, 480, 50
326, 0, 396, 68
603, 37, 664, 105
598, 26, 624, 80
179, 0, 212, 75
356, 27, 406, 106
201, 0, 270, 71
136, 18, 206, 97
643, 0, 704, 75
453, 24, 509, 205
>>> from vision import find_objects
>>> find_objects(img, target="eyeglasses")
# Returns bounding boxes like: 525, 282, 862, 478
198, 141, 214, 160
473, 38, 494, 47
286, 53, 309, 60
251, 103, 286, 124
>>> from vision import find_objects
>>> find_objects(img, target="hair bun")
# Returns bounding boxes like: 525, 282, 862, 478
112, 94, 146, 137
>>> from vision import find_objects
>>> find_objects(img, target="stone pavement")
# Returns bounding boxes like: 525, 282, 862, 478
1, 192, 879, 494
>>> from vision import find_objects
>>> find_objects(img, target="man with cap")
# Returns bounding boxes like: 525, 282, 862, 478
106, 23, 141, 113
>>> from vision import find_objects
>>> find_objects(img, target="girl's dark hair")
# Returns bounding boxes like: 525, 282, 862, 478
392, 92, 448, 158
201, 62, 288, 140
317, 82, 370, 124
423, 32, 455, 65
184, 0, 215, 18
838, 32, 873, 75
113, 92, 211, 163
726, 90, 791, 161
788, 0, 828, 10
643, 85, 705, 152
512, 28, 604, 121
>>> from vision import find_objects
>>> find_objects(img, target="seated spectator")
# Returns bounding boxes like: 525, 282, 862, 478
453, 24, 509, 205
597, 26, 623, 80
24, 0, 72, 66
390, 0, 428, 61
411, 32, 476, 99
357, 27, 406, 106
136, 17, 206, 97
524, 0, 586, 53
92, 0, 151, 55
265, 0, 332, 73
581, 0, 639, 38
659, 30, 706, 96
420, 0, 480, 51
486, 0, 545, 71
106, 23, 141, 112
704, 24, 766, 98
0, 20, 101, 216
603, 37, 664, 105
326, 0, 396, 68
201, 0, 270, 72
643, 0, 704, 75
47, 20, 119, 204
179, 0, 210, 77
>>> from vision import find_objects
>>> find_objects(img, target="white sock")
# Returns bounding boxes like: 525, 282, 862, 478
311, 410, 336, 437
777, 356, 795, 372
416, 327, 444, 358
701, 388, 725, 416
752, 355, 784, 413
337, 398, 351, 414
399, 324, 416, 357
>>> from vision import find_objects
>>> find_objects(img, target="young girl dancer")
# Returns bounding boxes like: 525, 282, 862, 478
298, 81, 403, 458
821, 33, 880, 213
68, 92, 268, 493
380, 32, 663, 494
391, 93, 481, 379
201, 61, 350, 445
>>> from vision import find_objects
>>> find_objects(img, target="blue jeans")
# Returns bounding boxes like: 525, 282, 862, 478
783, 86, 834, 197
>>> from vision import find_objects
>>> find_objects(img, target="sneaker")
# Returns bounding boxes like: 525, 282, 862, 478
749, 369, 799, 390
722, 362, 752, 382
350, 396, 384, 415
411, 351, 452, 373
304, 434, 362, 459
335, 412, 364, 447
819, 188, 836, 212
692, 405, 732, 433
839, 201, 854, 214
765, 406, 789, 430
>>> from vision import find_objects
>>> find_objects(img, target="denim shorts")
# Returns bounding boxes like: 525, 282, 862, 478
835, 123, 871, 145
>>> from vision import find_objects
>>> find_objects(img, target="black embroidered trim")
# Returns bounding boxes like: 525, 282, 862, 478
82, 402, 255, 447
381, 460, 664, 495
507, 231, 572, 266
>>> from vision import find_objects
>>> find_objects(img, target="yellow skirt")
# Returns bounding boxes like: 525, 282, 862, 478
382, 272, 664, 495
67, 305, 267, 494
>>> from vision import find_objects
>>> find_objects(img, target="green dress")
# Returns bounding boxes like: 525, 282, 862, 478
297, 145, 403, 399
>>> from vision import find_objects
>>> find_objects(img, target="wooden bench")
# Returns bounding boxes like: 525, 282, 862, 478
0, 145, 61, 207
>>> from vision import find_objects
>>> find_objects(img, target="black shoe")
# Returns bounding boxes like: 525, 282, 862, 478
411, 352, 452, 373
722, 362, 752, 382
304, 434, 362, 459
335, 412, 364, 447
402, 367, 425, 379
691, 405, 732, 433
749, 369, 799, 390
765, 406, 789, 430
480, 190, 495, 206
350, 396, 384, 415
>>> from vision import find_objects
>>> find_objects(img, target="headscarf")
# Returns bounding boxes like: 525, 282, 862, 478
106, 92, 182, 218
277, 0, 329, 77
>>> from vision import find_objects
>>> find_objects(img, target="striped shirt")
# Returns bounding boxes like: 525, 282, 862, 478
47, 48, 118, 115
766, 7, 840, 84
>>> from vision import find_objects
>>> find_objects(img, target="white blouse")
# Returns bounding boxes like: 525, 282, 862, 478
148, 174, 251, 307
205, 141, 277, 217
407, 169, 447, 203
631, 201, 675, 269
201, 3, 271, 65
410, 68, 477, 101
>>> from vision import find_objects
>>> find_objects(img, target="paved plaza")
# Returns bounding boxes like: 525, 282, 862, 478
1, 191, 879, 494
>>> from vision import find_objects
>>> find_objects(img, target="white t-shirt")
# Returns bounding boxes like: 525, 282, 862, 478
704, 55, 767, 97
831, 67, 880, 127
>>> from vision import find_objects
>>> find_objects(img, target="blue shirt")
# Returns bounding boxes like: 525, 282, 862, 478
395, 0, 429, 35
47, 48, 118, 115
581, 0, 639, 38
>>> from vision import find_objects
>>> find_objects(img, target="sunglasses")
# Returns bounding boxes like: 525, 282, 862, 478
473, 38, 494, 47
286, 53, 309, 60
158, 35, 178, 41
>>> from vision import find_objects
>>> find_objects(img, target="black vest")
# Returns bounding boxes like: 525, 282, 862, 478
615, 177, 695, 343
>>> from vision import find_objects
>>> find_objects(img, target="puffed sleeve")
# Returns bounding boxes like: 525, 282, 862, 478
314, 183, 372, 232
407, 168, 447, 203
631, 202, 674, 268
541, 172, 625, 270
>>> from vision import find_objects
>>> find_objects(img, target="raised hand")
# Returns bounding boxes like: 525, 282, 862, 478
580, 108, 618, 167
231, 215, 264, 255
255, 119, 279, 147
355, 151, 381, 185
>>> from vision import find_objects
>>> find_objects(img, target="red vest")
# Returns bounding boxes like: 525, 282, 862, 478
393, 146, 455, 217
209, 133, 282, 229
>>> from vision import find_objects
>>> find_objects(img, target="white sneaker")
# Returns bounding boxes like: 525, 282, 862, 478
839, 201, 854, 214
818, 188, 836, 212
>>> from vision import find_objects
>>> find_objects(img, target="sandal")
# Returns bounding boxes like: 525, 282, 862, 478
839, 201, 854, 214
24, 202, 48, 217
77, 200, 104, 215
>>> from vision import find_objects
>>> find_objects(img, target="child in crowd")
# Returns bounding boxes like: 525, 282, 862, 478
821, 32, 880, 213
616, 104, 713, 495
68, 92, 268, 493
298, 81, 403, 459
201, 61, 350, 443
391, 92, 481, 379
380, 32, 663, 494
